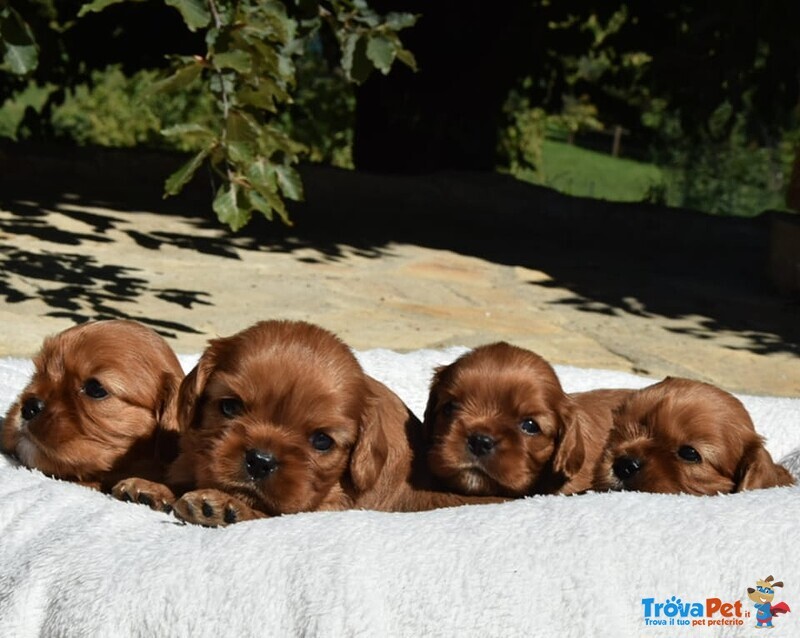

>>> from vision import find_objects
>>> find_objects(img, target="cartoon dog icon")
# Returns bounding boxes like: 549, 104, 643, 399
747, 576, 791, 628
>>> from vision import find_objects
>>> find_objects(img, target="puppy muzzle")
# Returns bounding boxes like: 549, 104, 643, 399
245, 449, 280, 480
612, 455, 643, 481
466, 433, 496, 457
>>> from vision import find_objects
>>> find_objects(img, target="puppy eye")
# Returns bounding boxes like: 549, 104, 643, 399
519, 418, 540, 435
310, 431, 334, 451
219, 398, 243, 419
677, 446, 702, 463
83, 378, 108, 399
441, 401, 459, 417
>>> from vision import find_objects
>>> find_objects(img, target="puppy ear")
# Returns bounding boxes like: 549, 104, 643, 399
552, 399, 587, 478
156, 371, 182, 433
735, 441, 796, 491
349, 384, 390, 493
422, 365, 446, 442
1, 401, 20, 453
177, 346, 219, 430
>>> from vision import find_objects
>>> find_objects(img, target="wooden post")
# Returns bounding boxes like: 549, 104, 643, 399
612, 125, 623, 157
787, 143, 800, 212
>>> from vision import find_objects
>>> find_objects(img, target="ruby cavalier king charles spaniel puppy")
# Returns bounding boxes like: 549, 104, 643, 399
116, 320, 503, 525
2, 320, 184, 492
594, 377, 795, 494
423, 342, 632, 497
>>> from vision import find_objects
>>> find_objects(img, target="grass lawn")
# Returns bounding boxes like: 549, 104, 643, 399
515, 139, 665, 203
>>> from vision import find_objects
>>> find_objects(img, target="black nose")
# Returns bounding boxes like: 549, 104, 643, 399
21, 397, 45, 421
467, 433, 496, 457
613, 456, 642, 481
245, 449, 279, 480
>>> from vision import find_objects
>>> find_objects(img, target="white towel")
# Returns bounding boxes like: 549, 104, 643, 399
1, 349, 799, 638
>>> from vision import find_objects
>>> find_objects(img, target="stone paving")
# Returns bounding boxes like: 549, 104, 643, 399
0, 153, 797, 396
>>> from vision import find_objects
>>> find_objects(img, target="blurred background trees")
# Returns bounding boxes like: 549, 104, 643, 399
1, 0, 798, 228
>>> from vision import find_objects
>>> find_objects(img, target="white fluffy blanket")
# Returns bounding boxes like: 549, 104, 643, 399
1, 349, 799, 638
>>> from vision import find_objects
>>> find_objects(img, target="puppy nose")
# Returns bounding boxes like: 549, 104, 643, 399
613, 456, 642, 481
21, 397, 46, 421
245, 449, 279, 480
467, 433, 496, 457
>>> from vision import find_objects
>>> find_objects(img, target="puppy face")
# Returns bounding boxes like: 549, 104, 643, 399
596, 377, 795, 494
1, 320, 183, 483
172, 320, 387, 516
423, 343, 585, 497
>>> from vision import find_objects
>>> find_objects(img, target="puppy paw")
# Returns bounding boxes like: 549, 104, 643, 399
172, 489, 266, 527
112, 478, 176, 514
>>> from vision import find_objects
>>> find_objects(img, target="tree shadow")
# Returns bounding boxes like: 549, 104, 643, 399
0, 144, 797, 356
0, 245, 209, 338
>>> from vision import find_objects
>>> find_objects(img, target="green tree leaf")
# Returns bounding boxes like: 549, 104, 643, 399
274, 164, 303, 201
164, 0, 211, 31
214, 50, 253, 74
385, 12, 418, 31
366, 35, 395, 75
164, 146, 211, 196
226, 139, 256, 164
395, 47, 417, 72
147, 61, 203, 94
237, 78, 288, 113
247, 189, 274, 221
341, 33, 372, 84
0, 6, 39, 75
160, 123, 215, 139
213, 182, 251, 231
77, 0, 138, 18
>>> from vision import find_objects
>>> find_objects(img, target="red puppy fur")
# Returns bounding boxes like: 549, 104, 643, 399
117, 320, 505, 525
423, 342, 632, 496
2, 320, 183, 492
595, 377, 795, 494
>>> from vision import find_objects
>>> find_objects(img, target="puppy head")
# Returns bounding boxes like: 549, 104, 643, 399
1, 320, 183, 482
174, 320, 387, 515
596, 377, 795, 494
422, 342, 585, 496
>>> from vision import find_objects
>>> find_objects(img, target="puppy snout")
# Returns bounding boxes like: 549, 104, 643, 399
245, 449, 279, 480
21, 397, 46, 421
612, 456, 642, 481
467, 433, 496, 457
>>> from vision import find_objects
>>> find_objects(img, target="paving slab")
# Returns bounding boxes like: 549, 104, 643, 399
0, 149, 797, 396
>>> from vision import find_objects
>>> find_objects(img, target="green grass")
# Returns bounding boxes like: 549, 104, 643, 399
513, 139, 789, 216
525, 139, 665, 203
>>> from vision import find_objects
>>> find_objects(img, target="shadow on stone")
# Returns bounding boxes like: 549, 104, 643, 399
0, 143, 797, 356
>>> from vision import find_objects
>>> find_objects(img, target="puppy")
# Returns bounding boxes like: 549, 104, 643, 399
1, 320, 183, 492
423, 342, 632, 496
595, 377, 795, 494
117, 320, 504, 525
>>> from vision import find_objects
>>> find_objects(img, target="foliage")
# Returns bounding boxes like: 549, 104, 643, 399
0, 2, 38, 76
47, 66, 216, 149
500, 1, 799, 216
1, 0, 416, 230
498, 78, 603, 180
276, 38, 354, 168
646, 100, 789, 216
